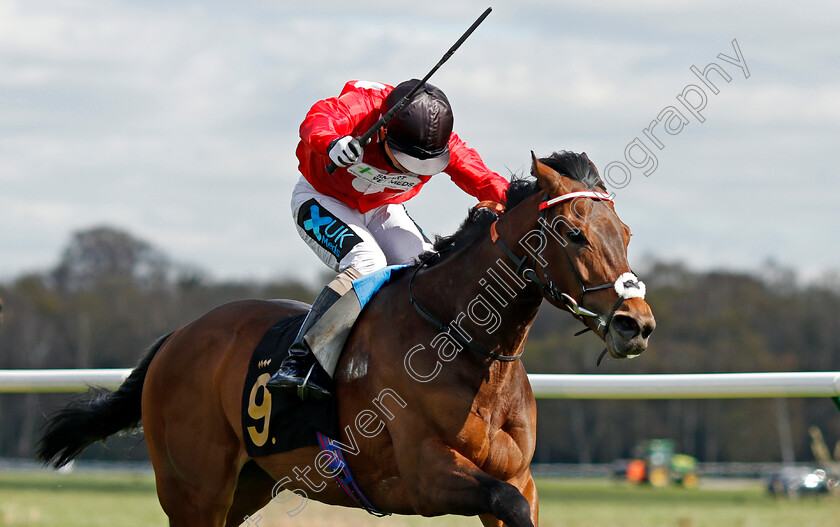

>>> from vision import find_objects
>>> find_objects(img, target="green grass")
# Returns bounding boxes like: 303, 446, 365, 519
0, 471, 838, 527
0, 471, 165, 527
534, 479, 840, 527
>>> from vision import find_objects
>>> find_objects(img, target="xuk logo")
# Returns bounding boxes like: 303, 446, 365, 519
302, 205, 332, 242
297, 199, 361, 261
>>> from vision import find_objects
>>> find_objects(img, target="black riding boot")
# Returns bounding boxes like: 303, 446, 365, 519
265, 286, 340, 400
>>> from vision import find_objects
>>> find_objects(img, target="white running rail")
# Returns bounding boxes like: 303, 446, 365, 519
0, 369, 130, 393
1, 369, 839, 399
527, 372, 840, 399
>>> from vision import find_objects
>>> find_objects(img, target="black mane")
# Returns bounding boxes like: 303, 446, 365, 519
419, 151, 604, 265
422, 177, 537, 261
539, 150, 606, 191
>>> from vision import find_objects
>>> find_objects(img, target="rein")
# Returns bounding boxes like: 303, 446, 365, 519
408, 254, 523, 362
490, 191, 646, 364
407, 189, 646, 365
492, 192, 624, 329
490, 191, 645, 366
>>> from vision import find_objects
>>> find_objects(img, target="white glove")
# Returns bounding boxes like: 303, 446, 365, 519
328, 136, 363, 167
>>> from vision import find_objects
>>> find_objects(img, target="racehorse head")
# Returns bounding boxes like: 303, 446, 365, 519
527, 151, 655, 360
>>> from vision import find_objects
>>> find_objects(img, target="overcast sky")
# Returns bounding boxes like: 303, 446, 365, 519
2, 0, 838, 285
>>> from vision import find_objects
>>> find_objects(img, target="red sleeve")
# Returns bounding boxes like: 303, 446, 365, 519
299, 81, 389, 155
444, 133, 509, 203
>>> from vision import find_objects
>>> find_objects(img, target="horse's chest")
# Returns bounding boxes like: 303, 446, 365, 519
458, 412, 528, 480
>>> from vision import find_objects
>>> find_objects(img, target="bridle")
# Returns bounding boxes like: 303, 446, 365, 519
492, 191, 646, 336
408, 190, 646, 364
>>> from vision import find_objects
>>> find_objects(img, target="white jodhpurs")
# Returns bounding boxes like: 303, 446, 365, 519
291, 176, 433, 275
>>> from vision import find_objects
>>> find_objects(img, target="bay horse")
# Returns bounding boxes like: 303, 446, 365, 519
38, 151, 655, 527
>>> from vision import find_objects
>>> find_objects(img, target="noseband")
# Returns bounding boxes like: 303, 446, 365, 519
490, 191, 646, 340
407, 190, 646, 364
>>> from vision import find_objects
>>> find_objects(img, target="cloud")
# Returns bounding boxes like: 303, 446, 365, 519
1, 0, 838, 283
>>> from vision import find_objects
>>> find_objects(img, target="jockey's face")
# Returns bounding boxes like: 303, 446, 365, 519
382, 132, 411, 173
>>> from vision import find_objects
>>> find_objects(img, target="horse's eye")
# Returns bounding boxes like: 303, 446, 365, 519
567, 229, 587, 245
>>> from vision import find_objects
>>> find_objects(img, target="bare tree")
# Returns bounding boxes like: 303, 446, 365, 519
51, 226, 170, 292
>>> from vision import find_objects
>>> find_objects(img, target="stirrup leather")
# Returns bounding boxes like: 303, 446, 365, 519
297, 363, 317, 400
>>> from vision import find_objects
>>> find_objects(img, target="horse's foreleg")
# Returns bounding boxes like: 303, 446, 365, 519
478, 472, 538, 527
479, 513, 504, 527
523, 474, 539, 525
400, 441, 534, 527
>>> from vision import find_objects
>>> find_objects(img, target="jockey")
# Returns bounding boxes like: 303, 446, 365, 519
266, 79, 509, 400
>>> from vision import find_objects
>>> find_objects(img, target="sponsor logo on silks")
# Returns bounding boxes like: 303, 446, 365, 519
302, 204, 332, 242
297, 198, 362, 261
348, 163, 421, 191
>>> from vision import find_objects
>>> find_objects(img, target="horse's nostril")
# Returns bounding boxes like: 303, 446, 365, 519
641, 323, 654, 339
613, 315, 639, 339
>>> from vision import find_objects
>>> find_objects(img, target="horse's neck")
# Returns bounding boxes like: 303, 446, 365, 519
415, 209, 544, 361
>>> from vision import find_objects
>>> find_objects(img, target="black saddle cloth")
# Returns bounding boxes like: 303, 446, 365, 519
240, 313, 338, 457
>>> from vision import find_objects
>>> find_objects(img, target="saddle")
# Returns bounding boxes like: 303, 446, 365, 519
239, 265, 407, 457
307, 265, 409, 377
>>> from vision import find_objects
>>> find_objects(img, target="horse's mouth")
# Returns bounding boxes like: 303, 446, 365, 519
602, 309, 655, 361
605, 332, 648, 360
611, 348, 644, 360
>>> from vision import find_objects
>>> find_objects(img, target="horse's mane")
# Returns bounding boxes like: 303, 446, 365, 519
541, 150, 606, 192
419, 151, 604, 266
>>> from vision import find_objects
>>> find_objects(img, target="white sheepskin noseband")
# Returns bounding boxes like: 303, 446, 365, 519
614, 272, 646, 300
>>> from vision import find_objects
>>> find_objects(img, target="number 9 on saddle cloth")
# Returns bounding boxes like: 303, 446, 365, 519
240, 265, 406, 456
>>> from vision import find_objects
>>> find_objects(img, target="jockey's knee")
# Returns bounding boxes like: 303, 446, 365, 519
340, 252, 387, 276
327, 267, 363, 295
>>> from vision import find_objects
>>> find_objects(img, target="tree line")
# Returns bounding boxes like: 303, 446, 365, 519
0, 226, 837, 464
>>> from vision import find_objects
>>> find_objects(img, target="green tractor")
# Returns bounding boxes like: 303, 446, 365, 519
625, 439, 699, 488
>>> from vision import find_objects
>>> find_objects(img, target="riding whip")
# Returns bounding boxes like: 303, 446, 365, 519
326, 7, 493, 174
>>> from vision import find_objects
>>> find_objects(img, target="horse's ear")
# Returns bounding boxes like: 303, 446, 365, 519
531, 151, 563, 195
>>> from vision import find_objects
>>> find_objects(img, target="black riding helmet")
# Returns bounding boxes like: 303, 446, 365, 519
382, 79, 453, 176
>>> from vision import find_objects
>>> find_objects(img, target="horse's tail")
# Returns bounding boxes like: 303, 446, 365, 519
36, 332, 172, 469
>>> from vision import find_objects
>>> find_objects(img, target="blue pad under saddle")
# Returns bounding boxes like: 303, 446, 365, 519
352, 265, 409, 308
